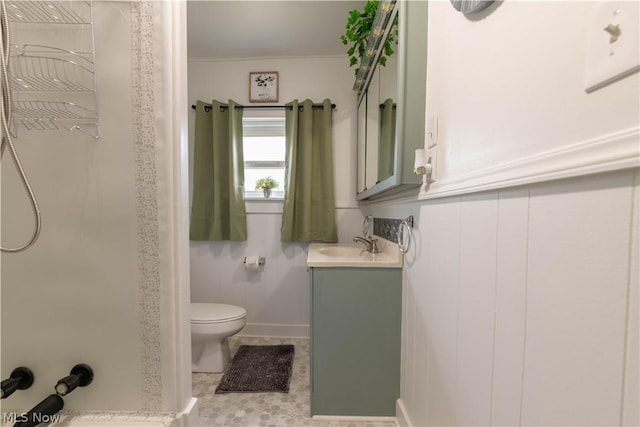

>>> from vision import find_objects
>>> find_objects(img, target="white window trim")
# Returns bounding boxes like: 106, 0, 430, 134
243, 114, 286, 204
245, 189, 285, 200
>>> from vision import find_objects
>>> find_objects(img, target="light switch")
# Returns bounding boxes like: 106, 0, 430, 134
585, 1, 640, 93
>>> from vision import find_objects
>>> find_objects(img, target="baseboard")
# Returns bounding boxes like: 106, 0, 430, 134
311, 415, 397, 423
173, 397, 200, 427
239, 322, 309, 338
396, 399, 413, 427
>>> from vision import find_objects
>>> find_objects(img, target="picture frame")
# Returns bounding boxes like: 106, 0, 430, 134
249, 71, 279, 103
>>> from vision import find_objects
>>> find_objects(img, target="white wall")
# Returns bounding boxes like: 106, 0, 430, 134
423, 1, 639, 197
187, 56, 364, 336
366, 1, 640, 425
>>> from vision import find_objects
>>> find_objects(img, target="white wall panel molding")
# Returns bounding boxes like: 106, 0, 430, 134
374, 171, 637, 427
491, 189, 529, 426
623, 171, 639, 426
422, 200, 461, 426
419, 127, 640, 200
455, 193, 498, 426
521, 171, 634, 426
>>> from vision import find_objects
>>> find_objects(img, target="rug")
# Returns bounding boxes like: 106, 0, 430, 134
215, 344, 295, 394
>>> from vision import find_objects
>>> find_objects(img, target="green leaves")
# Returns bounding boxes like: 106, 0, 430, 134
340, 0, 398, 76
348, 9, 361, 24
255, 176, 279, 190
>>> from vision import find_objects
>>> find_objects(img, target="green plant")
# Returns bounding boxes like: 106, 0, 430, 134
340, 0, 398, 76
255, 176, 279, 191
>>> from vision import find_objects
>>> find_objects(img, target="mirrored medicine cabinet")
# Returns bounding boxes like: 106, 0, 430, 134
355, 0, 428, 200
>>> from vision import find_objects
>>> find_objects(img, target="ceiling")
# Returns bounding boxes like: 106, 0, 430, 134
186, 0, 365, 60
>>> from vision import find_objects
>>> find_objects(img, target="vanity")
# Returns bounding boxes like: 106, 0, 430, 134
307, 242, 402, 416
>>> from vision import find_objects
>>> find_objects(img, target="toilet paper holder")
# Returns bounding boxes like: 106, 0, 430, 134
243, 256, 266, 266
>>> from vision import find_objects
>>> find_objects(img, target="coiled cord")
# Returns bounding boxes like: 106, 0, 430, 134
0, 0, 42, 253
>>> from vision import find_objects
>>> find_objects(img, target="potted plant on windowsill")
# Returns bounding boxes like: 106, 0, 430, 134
255, 176, 279, 198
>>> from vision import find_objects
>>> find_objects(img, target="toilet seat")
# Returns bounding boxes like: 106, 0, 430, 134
191, 303, 246, 324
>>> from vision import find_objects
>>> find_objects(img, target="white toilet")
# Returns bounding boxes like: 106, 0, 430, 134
190, 303, 247, 373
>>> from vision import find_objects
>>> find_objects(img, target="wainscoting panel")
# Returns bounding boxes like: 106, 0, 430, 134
455, 193, 499, 426
623, 171, 639, 426
370, 169, 638, 427
421, 198, 461, 426
521, 171, 635, 426
491, 188, 530, 426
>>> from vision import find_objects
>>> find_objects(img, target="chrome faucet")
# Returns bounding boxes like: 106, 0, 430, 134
353, 236, 379, 253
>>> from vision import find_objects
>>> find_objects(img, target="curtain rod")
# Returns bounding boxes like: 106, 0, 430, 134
191, 103, 336, 112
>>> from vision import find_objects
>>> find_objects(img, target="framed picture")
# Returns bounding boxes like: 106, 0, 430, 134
249, 71, 279, 103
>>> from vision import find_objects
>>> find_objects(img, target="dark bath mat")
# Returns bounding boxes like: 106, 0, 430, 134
215, 344, 295, 394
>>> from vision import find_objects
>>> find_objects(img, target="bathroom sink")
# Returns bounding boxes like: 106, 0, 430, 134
307, 242, 403, 268
317, 246, 365, 257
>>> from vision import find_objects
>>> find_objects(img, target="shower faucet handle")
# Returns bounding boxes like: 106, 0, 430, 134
55, 364, 93, 396
1, 367, 35, 399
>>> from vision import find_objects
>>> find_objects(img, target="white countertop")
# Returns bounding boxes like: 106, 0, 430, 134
307, 239, 403, 268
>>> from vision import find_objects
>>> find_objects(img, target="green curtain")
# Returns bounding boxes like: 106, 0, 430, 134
190, 99, 247, 241
378, 98, 396, 182
281, 99, 337, 243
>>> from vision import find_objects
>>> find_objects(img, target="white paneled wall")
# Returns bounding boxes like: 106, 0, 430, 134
521, 173, 633, 426
491, 188, 529, 426
370, 169, 639, 426
624, 171, 640, 426
456, 194, 498, 426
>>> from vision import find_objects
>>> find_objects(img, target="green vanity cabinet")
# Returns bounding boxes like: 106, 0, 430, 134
310, 267, 402, 416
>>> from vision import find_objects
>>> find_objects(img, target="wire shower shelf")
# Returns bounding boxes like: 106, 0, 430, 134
12, 101, 98, 138
7, 1, 99, 138
6, 1, 91, 24
10, 46, 95, 92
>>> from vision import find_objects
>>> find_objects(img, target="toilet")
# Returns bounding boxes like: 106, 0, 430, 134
190, 303, 247, 373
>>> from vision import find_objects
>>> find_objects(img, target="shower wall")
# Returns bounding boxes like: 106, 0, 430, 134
1, 1, 190, 415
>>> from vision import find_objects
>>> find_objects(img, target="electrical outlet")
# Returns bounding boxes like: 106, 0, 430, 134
585, 1, 640, 93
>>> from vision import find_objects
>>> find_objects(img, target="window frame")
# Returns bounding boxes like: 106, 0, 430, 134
242, 114, 286, 201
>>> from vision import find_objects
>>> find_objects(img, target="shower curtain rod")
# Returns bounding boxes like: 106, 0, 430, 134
191, 103, 336, 112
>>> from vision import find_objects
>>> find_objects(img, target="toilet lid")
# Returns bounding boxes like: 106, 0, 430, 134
191, 303, 246, 324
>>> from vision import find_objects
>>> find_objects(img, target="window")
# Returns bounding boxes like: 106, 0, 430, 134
243, 115, 286, 199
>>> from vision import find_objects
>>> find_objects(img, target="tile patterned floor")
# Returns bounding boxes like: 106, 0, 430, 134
192, 336, 397, 427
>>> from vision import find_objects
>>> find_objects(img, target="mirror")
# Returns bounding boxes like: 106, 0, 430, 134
357, 58, 397, 192
355, 0, 427, 200
377, 45, 398, 183
357, 92, 367, 193
365, 67, 380, 190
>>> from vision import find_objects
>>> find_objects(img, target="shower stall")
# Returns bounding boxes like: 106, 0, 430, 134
1, 1, 193, 423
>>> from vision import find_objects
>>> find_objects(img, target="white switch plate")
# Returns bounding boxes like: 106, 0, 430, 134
585, 1, 640, 93
426, 114, 438, 148
426, 146, 438, 183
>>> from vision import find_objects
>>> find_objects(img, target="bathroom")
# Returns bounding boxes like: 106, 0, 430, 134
1, 0, 638, 426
